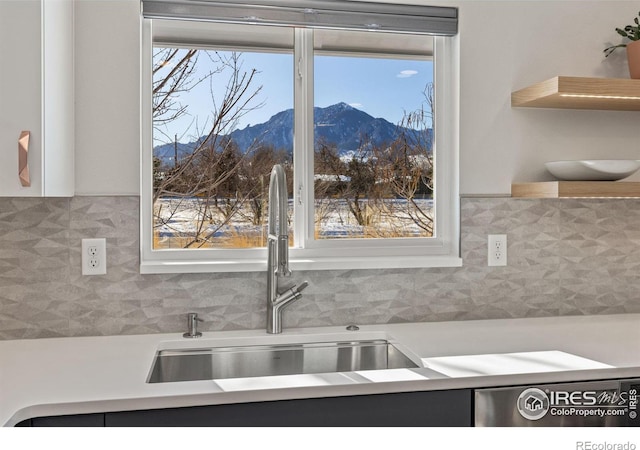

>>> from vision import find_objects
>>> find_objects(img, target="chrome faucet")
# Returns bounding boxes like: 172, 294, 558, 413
266, 164, 308, 334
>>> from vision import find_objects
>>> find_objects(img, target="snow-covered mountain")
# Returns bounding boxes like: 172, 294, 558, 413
154, 102, 431, 165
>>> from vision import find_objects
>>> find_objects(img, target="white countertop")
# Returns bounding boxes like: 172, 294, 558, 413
1, 313, 639, 427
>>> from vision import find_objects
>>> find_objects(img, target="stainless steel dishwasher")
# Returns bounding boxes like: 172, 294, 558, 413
475, 378, 639, 426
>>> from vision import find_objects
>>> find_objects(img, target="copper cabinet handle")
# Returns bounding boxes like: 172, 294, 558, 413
18, 131, 30, 187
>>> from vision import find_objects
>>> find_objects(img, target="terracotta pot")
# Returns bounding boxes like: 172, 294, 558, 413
627, 39, 640, 79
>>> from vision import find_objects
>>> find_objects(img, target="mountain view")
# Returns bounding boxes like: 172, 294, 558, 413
153, 101, 435, 248
153, 102, 432, 166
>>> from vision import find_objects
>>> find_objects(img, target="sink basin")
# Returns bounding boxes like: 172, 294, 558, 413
147, 339, 419, 383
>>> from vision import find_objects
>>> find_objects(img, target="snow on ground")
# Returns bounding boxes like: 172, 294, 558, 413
154, 197, 433, 248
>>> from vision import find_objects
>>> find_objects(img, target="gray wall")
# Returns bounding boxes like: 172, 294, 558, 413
2, 196, 639, 340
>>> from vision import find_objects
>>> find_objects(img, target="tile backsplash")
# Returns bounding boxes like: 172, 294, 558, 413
1, 196, 639, 340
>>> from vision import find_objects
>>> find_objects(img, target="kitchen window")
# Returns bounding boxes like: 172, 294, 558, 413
140, 2, 460, 273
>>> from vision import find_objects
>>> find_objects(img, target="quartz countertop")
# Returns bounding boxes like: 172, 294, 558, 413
1, 313, 639, 427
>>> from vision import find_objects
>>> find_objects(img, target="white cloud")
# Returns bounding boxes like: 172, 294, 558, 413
397, 70, 418, 78
349, 103, 363, 109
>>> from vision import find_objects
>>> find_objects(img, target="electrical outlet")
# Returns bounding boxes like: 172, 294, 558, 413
82, 238, 106, 275
488, 234, 507, 267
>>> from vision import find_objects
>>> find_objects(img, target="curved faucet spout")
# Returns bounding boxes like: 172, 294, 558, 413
266, 164, 307, 334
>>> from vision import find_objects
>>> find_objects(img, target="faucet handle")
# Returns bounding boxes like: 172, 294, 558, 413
183, 312, 203, 338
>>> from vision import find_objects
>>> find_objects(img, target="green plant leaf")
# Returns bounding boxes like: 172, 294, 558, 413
617, 28, 630, 38
606, 12, 640, 53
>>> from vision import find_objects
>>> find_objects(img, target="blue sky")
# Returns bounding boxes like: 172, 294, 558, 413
153, 49, 433, 145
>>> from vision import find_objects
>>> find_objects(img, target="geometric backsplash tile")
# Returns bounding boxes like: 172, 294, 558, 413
1, 196, 639, 340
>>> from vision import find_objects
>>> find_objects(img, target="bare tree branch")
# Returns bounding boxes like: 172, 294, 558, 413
151, 49, 267, 249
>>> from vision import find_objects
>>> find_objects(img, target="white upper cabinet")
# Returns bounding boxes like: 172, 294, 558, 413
0, 0, 74, 197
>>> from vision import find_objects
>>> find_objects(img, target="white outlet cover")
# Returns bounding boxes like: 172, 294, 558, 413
82, 238, 106, 275
488, 234, 507, 267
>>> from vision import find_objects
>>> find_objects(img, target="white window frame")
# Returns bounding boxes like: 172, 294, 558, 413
140, 19, 461, 274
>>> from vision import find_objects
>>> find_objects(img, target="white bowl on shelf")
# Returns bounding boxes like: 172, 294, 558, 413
544, 160, 640, 181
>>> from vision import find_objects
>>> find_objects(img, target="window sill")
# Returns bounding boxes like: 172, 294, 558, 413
140, 255, 463, 274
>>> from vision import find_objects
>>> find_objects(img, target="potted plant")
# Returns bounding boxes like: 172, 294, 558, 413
604, 11, 640, 79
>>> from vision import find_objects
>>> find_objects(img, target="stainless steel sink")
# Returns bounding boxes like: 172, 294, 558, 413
147, 339, 419, 383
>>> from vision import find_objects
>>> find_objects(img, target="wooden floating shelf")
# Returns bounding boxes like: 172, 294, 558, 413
511, 76, 640, 111
511, 182, 640, 198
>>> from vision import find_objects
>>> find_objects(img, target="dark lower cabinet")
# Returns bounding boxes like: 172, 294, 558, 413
16, 413, 105, 427
19, 389, 472, 427
31, 413, 105, 427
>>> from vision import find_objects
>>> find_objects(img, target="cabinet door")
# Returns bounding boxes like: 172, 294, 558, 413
0, 0, 73, 197
31, 414, 105, 427
105, 390, 473, 427
0, 0, 43, 196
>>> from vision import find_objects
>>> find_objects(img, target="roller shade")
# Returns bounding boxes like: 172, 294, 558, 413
153, 18, 294, 49
314, 28, 432, 57
142, 0, 458, 36
152, 19, 433, 57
